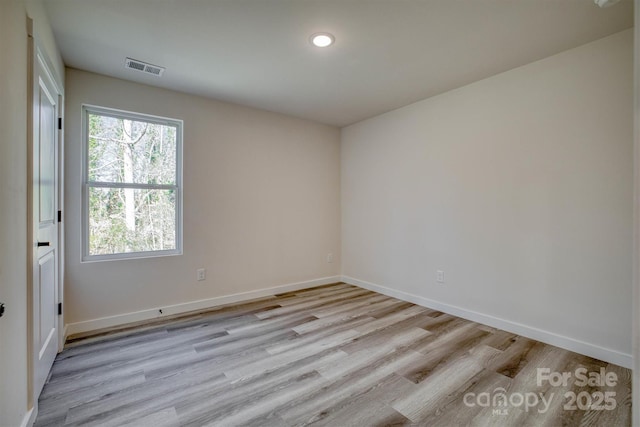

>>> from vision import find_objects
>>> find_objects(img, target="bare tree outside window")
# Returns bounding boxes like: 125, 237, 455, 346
83, 106, 182, 260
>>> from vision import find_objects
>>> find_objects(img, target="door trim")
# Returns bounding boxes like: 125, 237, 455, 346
632, 1, 639, 425
26, 16, 65, 413
57, 92, 65, 352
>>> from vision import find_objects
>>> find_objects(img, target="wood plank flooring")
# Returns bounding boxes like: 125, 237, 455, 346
34, 283, 631, 426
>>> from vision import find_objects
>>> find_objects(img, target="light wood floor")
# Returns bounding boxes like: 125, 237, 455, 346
34, 283, 631, 426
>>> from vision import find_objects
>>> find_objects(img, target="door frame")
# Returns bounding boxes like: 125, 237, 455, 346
26, 17, 65, 413
633, 1, 639, 425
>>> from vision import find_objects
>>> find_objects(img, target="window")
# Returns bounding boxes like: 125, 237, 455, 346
82, 105, 182, 261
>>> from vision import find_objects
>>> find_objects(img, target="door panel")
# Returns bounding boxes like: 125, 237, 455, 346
32, 51, 59, 398
39, 83, 56, 224
35, 252, 56, 390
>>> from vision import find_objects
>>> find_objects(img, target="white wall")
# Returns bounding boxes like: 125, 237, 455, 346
342, 29, 633, 366
0, 2, 30, 424
64, 69, 341, 328
0, 0, 63, 425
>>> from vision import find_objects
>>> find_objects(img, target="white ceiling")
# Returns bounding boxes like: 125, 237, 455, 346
45, 0, 633, 127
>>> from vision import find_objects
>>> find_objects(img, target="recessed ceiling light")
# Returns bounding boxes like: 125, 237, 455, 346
310, 32, 335, 48
594, 0, 621, 7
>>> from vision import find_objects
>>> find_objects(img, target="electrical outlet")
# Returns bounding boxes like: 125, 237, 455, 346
197, 268, 206, 281
436, 270, 445, 283
326, 253, 334, 263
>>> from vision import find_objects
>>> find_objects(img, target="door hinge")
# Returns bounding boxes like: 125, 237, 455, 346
58, 117, 62, 130
58, 210, 62, 223
58, 302, 62, 316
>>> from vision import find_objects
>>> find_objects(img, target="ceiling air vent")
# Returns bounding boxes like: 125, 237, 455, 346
125, 58, 165, 77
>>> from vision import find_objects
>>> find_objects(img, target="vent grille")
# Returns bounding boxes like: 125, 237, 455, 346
125, 58, 165, 77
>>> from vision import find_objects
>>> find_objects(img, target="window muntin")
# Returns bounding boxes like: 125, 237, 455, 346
82, 106, 183, 261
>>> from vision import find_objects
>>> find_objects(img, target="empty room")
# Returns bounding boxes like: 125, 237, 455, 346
1, 0, 638, 426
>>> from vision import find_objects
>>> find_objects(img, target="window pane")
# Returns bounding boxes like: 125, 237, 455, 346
88, 113, 177, 185
89, 187, 176, 255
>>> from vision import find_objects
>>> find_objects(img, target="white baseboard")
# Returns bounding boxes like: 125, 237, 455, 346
65, 276, 341, 337
64, 274, 631, 368
21, 406, 35, 427
342, 275, 633, 369
62, 324, 69, 347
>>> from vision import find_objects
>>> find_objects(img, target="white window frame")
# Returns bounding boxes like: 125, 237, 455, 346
81, 105, 183, 262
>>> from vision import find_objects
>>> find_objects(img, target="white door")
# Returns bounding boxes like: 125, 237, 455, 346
32, 50, 60, 397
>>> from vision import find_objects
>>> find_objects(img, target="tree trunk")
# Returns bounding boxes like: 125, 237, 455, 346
123, 120, 136, 234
